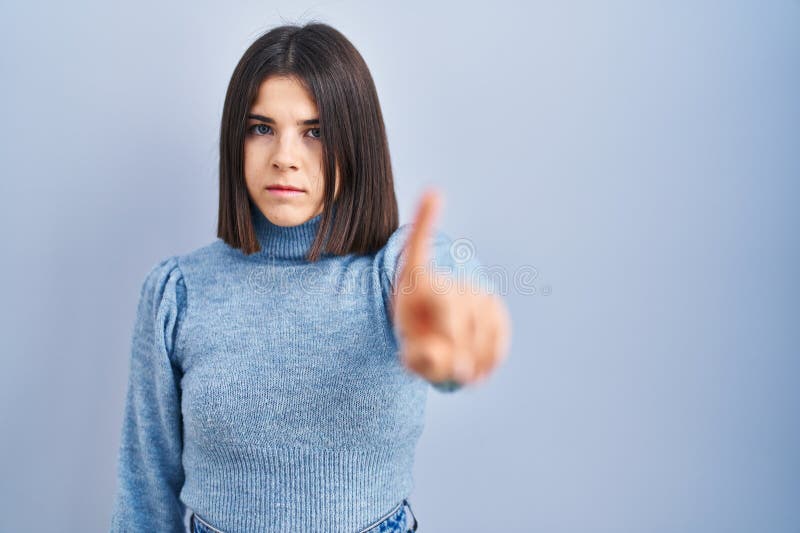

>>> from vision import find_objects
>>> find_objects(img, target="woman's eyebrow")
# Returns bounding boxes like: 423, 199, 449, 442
247, 114, 319, 125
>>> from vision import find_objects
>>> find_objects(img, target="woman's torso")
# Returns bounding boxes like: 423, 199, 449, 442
172, 239, 428, 532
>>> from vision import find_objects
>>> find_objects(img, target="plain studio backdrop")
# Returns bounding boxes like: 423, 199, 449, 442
1, 1, 798, 532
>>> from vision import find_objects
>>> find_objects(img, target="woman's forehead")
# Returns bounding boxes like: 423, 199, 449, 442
250, 75, 318, 120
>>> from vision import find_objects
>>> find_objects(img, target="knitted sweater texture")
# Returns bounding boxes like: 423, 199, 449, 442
110, 206, 489, 532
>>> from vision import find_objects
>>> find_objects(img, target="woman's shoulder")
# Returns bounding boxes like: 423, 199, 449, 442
168, 238, 241, 276
138, 255, 184, 297
138, 239, 228, 301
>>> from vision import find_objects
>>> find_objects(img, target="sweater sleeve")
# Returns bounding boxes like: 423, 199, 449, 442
110, 256, 187, 533
378, 224, 495, 394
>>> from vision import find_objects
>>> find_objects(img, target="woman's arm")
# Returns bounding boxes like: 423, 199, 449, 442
110, 257, 187, 533
391, 189, 511, 387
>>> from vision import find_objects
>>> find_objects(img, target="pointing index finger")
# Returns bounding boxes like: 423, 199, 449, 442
403, 188, 442, 273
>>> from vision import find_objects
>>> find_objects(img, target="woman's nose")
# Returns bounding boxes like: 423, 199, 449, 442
271, 135, 299, 171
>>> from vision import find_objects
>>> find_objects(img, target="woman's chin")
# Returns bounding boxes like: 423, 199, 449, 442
262, 206, 319, 227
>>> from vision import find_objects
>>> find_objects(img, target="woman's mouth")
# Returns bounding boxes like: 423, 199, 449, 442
266, 185, 305, 197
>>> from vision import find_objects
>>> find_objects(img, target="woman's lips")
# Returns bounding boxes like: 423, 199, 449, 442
266, 186, 305, 197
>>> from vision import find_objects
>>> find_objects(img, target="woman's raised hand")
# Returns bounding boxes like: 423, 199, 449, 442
391, 188, 511, 385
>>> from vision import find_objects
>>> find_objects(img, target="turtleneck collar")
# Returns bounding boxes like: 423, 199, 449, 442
250, 202, 336, 261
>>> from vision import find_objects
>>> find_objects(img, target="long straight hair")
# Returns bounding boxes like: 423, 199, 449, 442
216, 22, 399, 261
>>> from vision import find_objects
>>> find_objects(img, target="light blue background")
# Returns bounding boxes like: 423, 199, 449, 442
1, 1, 798, 531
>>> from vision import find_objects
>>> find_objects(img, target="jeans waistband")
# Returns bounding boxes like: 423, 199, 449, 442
356, 498, 418, 533
190, 499, 418, 533
190, 511, 225, 533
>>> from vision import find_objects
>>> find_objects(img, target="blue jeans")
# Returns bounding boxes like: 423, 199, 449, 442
189, 499, 418, 533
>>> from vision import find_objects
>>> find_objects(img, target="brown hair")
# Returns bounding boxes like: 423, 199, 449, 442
216, 22, 399, 261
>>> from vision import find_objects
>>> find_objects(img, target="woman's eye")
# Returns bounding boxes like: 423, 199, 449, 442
248, 124, 319, 139
250, 124, 272, 135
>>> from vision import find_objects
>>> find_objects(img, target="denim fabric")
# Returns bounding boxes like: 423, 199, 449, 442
189, 499, 418, 533
358, 499, 418, 533
189, 511, 224, 533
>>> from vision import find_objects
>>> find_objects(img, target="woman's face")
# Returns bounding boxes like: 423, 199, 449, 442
244, 75, 339, 226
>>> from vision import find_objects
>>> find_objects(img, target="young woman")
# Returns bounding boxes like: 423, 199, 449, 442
110, 22, 510, 533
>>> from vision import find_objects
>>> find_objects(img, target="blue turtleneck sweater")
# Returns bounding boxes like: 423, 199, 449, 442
110, 205, 493, 533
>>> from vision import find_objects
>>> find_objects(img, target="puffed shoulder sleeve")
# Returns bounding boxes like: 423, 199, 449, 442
110, 256, 187, 533
377, 224, 496, 394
